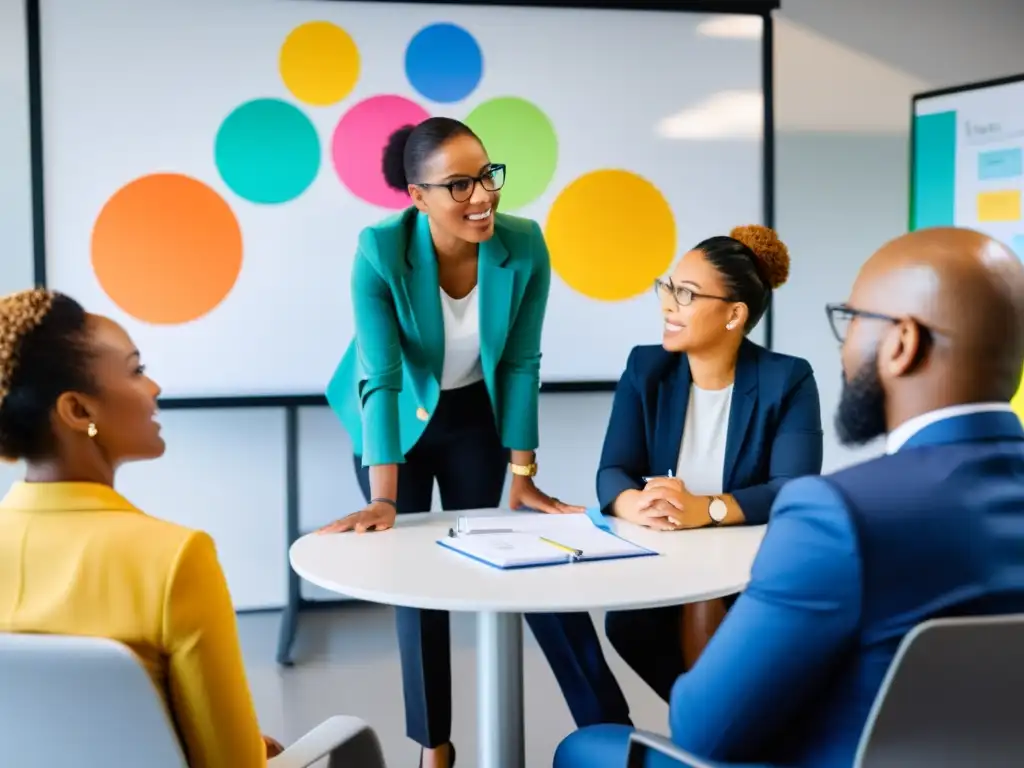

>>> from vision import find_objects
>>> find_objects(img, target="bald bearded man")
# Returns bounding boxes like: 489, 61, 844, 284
554, 227, 1024, 768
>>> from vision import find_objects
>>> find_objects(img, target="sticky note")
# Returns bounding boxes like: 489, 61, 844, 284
978, 148, 1023, 181
1012, 235, 1024, 259
977, 190, 1021, 222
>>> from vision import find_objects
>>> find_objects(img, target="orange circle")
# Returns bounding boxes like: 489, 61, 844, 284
91, 174, 243, 324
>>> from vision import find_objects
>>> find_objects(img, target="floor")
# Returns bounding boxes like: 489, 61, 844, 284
238, 602, 669, 767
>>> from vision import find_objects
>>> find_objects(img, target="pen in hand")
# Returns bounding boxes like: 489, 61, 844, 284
639, 470, 683, 528
642, 468, 674, 484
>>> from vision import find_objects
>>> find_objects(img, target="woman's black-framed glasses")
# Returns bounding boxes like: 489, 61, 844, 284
825, 303, 902, 343
654, 277, 732, 309
416, 163, 506, 203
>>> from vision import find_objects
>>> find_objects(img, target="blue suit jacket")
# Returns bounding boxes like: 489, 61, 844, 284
597, 340, 823, 524
670, 408, 1024, 766
555, 408, 1024, 768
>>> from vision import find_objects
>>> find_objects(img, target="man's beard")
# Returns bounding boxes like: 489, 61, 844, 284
835, 356, 888, 446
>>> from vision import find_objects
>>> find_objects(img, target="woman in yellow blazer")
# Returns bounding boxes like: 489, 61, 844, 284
0, 289, 278, 766
319, 118, 632, 767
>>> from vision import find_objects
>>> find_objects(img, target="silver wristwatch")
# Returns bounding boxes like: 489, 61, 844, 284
708, 496, 727, 525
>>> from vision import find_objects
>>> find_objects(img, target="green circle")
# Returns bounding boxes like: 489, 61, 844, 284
215, 98, 320, 204
465, 97, 558, 211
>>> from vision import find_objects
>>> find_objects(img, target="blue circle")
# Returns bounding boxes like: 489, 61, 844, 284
405, 23, 483, 103
214, 98, 320, 204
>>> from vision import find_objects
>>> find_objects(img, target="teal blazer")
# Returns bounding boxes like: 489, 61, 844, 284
326, 207, 551, 466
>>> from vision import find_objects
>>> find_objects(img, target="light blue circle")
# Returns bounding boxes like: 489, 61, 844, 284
405, 23, 483, 103
214, 98, 320, 204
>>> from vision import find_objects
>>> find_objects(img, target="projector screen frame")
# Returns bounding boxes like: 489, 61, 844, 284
25, 0, 779, 410
909, 71, 1024, 233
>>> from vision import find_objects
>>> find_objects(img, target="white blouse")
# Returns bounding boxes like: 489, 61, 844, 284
674, 383, 734, 495
439, 286, 484, 390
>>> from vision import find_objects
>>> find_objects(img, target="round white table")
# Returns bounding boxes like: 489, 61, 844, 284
289, 509, 765, 768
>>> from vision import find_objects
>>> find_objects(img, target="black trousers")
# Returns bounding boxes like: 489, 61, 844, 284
354, 381, 631, 747
604, 594, 739, 703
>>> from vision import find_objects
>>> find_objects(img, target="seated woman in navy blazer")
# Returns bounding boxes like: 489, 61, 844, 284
599, 225, 824, 701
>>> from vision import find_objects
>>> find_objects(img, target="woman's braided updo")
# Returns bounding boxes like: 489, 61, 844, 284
0, 289, 94, 461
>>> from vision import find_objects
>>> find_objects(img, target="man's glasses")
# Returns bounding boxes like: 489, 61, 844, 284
825, 303, 945, 344
824, 304, 899, 343
416, 164, 506, 203
654, 277, 732, 309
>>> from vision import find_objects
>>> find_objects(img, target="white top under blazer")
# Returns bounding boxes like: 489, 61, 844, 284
675, 383, 733, 495
439, 286, 484, 390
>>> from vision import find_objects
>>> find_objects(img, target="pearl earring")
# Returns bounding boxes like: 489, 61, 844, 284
726, 321, 737, 330
87, 423, 98, 438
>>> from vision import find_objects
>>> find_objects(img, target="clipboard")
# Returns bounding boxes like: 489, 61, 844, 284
437, 509, 657, 570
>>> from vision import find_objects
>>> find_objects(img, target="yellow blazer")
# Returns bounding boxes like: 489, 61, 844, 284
0, 481, 265, 767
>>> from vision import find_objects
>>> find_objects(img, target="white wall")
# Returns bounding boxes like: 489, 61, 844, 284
0, 0, 34, 496
2, 0, 1023, 609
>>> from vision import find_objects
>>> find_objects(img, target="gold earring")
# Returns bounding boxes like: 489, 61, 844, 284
87, 423, 98, 438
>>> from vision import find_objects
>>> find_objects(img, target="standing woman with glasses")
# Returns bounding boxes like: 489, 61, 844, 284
595, 225, 825, 705
319, 117, 633, 768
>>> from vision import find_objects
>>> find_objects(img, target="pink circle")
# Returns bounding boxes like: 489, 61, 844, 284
332, 94, 431, 208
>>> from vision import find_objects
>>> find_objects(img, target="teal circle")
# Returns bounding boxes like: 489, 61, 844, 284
215, 98, 320, 204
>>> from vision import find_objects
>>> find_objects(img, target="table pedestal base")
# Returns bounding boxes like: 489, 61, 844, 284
476, 611, 524, 768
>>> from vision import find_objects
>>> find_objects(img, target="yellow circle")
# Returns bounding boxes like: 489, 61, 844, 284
1013, 373, 1024, 424
545, 170, 676, 301
279, 21, 360, 106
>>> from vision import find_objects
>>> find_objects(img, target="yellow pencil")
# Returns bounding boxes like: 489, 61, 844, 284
540, 537, 583, 558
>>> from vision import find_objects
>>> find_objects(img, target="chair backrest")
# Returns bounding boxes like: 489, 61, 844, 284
855, 614, 1024, 768
0, 632, 188, 768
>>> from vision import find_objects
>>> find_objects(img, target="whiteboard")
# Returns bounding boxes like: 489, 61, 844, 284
911, 74, 1024, 416
39, 0, 765, 399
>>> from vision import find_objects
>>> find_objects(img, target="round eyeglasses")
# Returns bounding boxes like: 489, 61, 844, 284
654, 277, 732, 308
415, 163, 506, 203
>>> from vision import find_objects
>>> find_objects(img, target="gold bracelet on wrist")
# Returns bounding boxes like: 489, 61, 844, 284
509, 462, 538, 478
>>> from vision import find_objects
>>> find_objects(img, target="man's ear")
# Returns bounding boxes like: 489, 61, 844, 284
879, 319, 923, 379
53, 391, 96, 436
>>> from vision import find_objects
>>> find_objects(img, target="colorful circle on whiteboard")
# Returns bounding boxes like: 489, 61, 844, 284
91, 174, 243, 325
545, 169, 676, 302
405, 23, 483, 103
215, 98, 320, 204
279, 21, 360, 106
465, 96, 557, 211
332, 94, 430, 208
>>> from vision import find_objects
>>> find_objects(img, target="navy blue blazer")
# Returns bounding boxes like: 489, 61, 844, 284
597, 339, 824, 524
555, 407, 1024, 768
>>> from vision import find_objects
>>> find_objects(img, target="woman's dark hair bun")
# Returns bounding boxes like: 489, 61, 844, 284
382, 124, 415, 191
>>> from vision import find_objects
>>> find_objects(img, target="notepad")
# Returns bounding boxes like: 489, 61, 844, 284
439, 512, 655, 569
